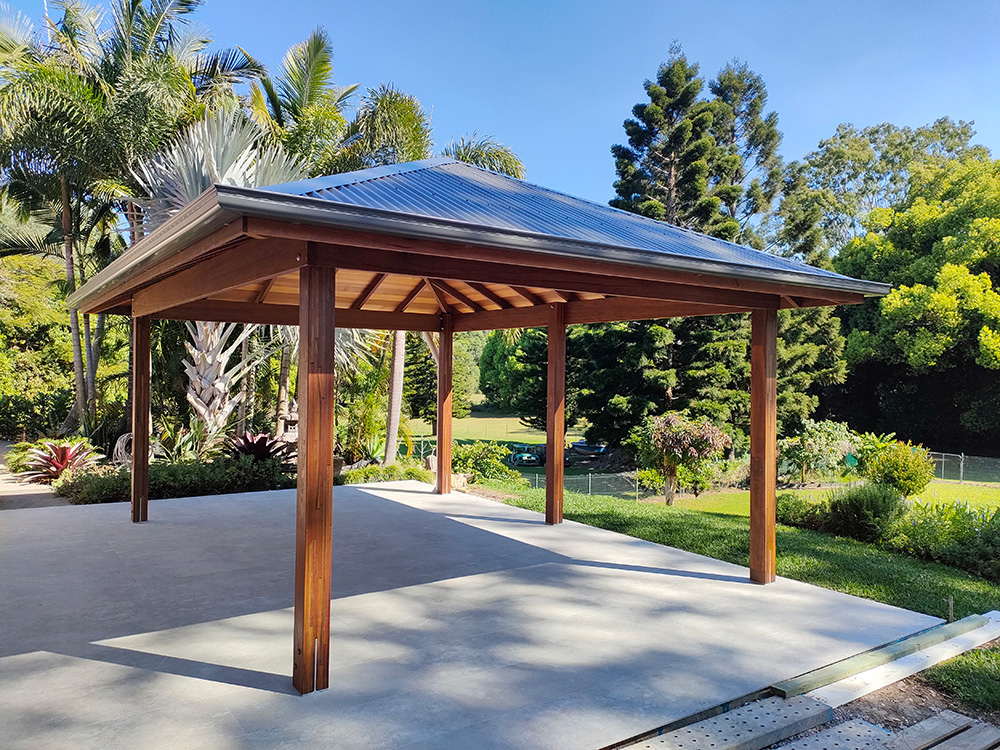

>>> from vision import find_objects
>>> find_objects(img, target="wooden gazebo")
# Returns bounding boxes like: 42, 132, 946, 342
68, 158, 889, 694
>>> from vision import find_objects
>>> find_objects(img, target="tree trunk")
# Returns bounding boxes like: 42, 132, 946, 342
663, 465, 678, 505
384, 330, 405, 465
276, 343, 292, 436
60, 176, 87, 434
236, 334, 250, 434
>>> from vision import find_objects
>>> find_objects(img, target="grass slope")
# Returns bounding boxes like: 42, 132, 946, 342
486, 483, 1000, 621
920, 642, 1000, 711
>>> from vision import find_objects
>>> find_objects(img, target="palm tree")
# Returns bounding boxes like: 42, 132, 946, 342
0, 0, 261, 432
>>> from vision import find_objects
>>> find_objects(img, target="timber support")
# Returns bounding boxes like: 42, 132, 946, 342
292, 265, 337, 694
130, 315, 151, 523
750, 308, 778, 584
546, 303, 566, 524
436, 314, 454, 494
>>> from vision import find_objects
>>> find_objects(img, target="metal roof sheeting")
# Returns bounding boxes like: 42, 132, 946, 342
259, 157, 873, 291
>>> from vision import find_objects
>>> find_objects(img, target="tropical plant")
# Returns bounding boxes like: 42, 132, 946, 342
452, 441, 524, 484
826, 483, 907, 543
626, 412, 731, 504
227, 431, 294, 463
153, 416, 225, 463
18, 439, 102, 483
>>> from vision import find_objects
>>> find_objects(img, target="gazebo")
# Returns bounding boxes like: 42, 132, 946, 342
68, 157, 889, 695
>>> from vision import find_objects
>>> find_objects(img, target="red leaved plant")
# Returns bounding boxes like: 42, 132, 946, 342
20, 441, 103, 483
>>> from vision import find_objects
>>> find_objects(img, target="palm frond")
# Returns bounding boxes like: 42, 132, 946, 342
277, 26, 333, 121
0, 2, 38, 64
441, 132, 526, 178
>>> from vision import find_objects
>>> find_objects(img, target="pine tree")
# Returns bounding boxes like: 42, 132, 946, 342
610, 47, 733, 238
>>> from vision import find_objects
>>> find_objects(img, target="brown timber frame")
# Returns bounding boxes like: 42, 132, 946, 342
70, 184, 881, 696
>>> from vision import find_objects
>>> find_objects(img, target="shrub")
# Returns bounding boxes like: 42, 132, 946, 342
452, 441, 524, 484
826, 483, 907, 542
886, 502, 1000, 582
778, 419, 853, 483
5, 436, 95, 474
54, 455, 294, 504
0, 391, 73, 440
861, 440, 934, 497
334, 463, 433, 486
18, 440, 103, 483
636, 468, 665, 494
776, 492, 828, 530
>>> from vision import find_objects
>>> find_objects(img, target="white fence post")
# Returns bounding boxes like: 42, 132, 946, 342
960, 453, 965, 484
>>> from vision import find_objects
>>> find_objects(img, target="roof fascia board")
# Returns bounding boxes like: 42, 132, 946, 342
67, 187, 237, 309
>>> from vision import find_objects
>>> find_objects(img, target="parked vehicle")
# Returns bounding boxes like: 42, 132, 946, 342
571, 441, 608, 456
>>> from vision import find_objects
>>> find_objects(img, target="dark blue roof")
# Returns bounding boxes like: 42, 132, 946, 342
258, 157, 881, 295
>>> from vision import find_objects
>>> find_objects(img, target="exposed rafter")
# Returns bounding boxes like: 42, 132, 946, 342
430, 279, 485, 313
350, 273, 386, 310
466, 282, 513, 309
394, 279, 426, 313
511, 286, 544, 306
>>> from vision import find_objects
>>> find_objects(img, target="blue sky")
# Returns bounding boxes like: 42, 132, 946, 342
14, 0, 1000, 203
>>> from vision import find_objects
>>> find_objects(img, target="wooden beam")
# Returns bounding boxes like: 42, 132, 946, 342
436, 314, 453, 494
131, 239, 305, 318
467, 282, 513, 309
394, 279, 426, 313
546, 303, 566, 525
154, 300, 440, 330
83, 219, 249, 313
511, 286, 544, 305
750, 308, 778, 585
293, 265, 337, 695
452, 297, 756, 331
249, 217, 864, 305
349, 273, 386, 310
430, 279, 485, 312
131, 316, 151, 523
308, 243, 781, 310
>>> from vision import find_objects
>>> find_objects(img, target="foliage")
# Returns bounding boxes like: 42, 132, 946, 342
776, 492, 828, 530
610, 46, 736, 238
441, 133, 526, 179
452, 441, 525, 484
627, 412, 731, 503
154, 417, 227, 463
921, 643, 1000, 711
829, 156, 1000, 452
17, 439, 102, 483
54, 456, 294, 504
860, 440, 934, 497
851, 431, 897, 473
676, 461, 715, 496
825, 483, 907, 543
227, 432, 294, 463
6, 436, 95, 474
778, 419, 853, 483
636, 468, 665, 494
0, 391, 73, 441
885, 502, 1000, 582
334, 463, 433, 486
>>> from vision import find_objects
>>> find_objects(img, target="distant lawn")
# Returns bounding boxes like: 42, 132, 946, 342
483, 481, 1000, 622
410, 413, 584, 445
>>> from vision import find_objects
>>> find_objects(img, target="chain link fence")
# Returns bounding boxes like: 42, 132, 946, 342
929, 452, 1000, 484
523, 470, 666, 501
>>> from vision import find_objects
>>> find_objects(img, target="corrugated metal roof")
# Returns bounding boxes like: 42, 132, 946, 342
260, 157, 859, 288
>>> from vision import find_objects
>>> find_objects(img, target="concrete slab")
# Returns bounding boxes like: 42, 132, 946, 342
0, 481, 940, 750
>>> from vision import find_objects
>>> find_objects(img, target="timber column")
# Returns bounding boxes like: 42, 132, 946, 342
749, 308, 778, 584
131, 315, 151, 523
293, 265, 337, 694
546, 303, 566, 524
436, 314, 454, 494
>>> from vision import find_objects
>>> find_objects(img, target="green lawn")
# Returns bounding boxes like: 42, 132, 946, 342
920, 642, 1000, 712
484, 481, 1000, 622
664, 480, 1000, 517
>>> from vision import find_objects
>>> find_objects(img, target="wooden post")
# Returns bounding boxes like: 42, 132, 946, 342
292, 265, 337, 695
131, 315, 151, 523
546, 303, 566, 524
750, 308, 778, 584
436, 314, 453, 494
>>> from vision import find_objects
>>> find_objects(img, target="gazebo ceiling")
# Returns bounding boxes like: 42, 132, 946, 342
69, 158, 890, 329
